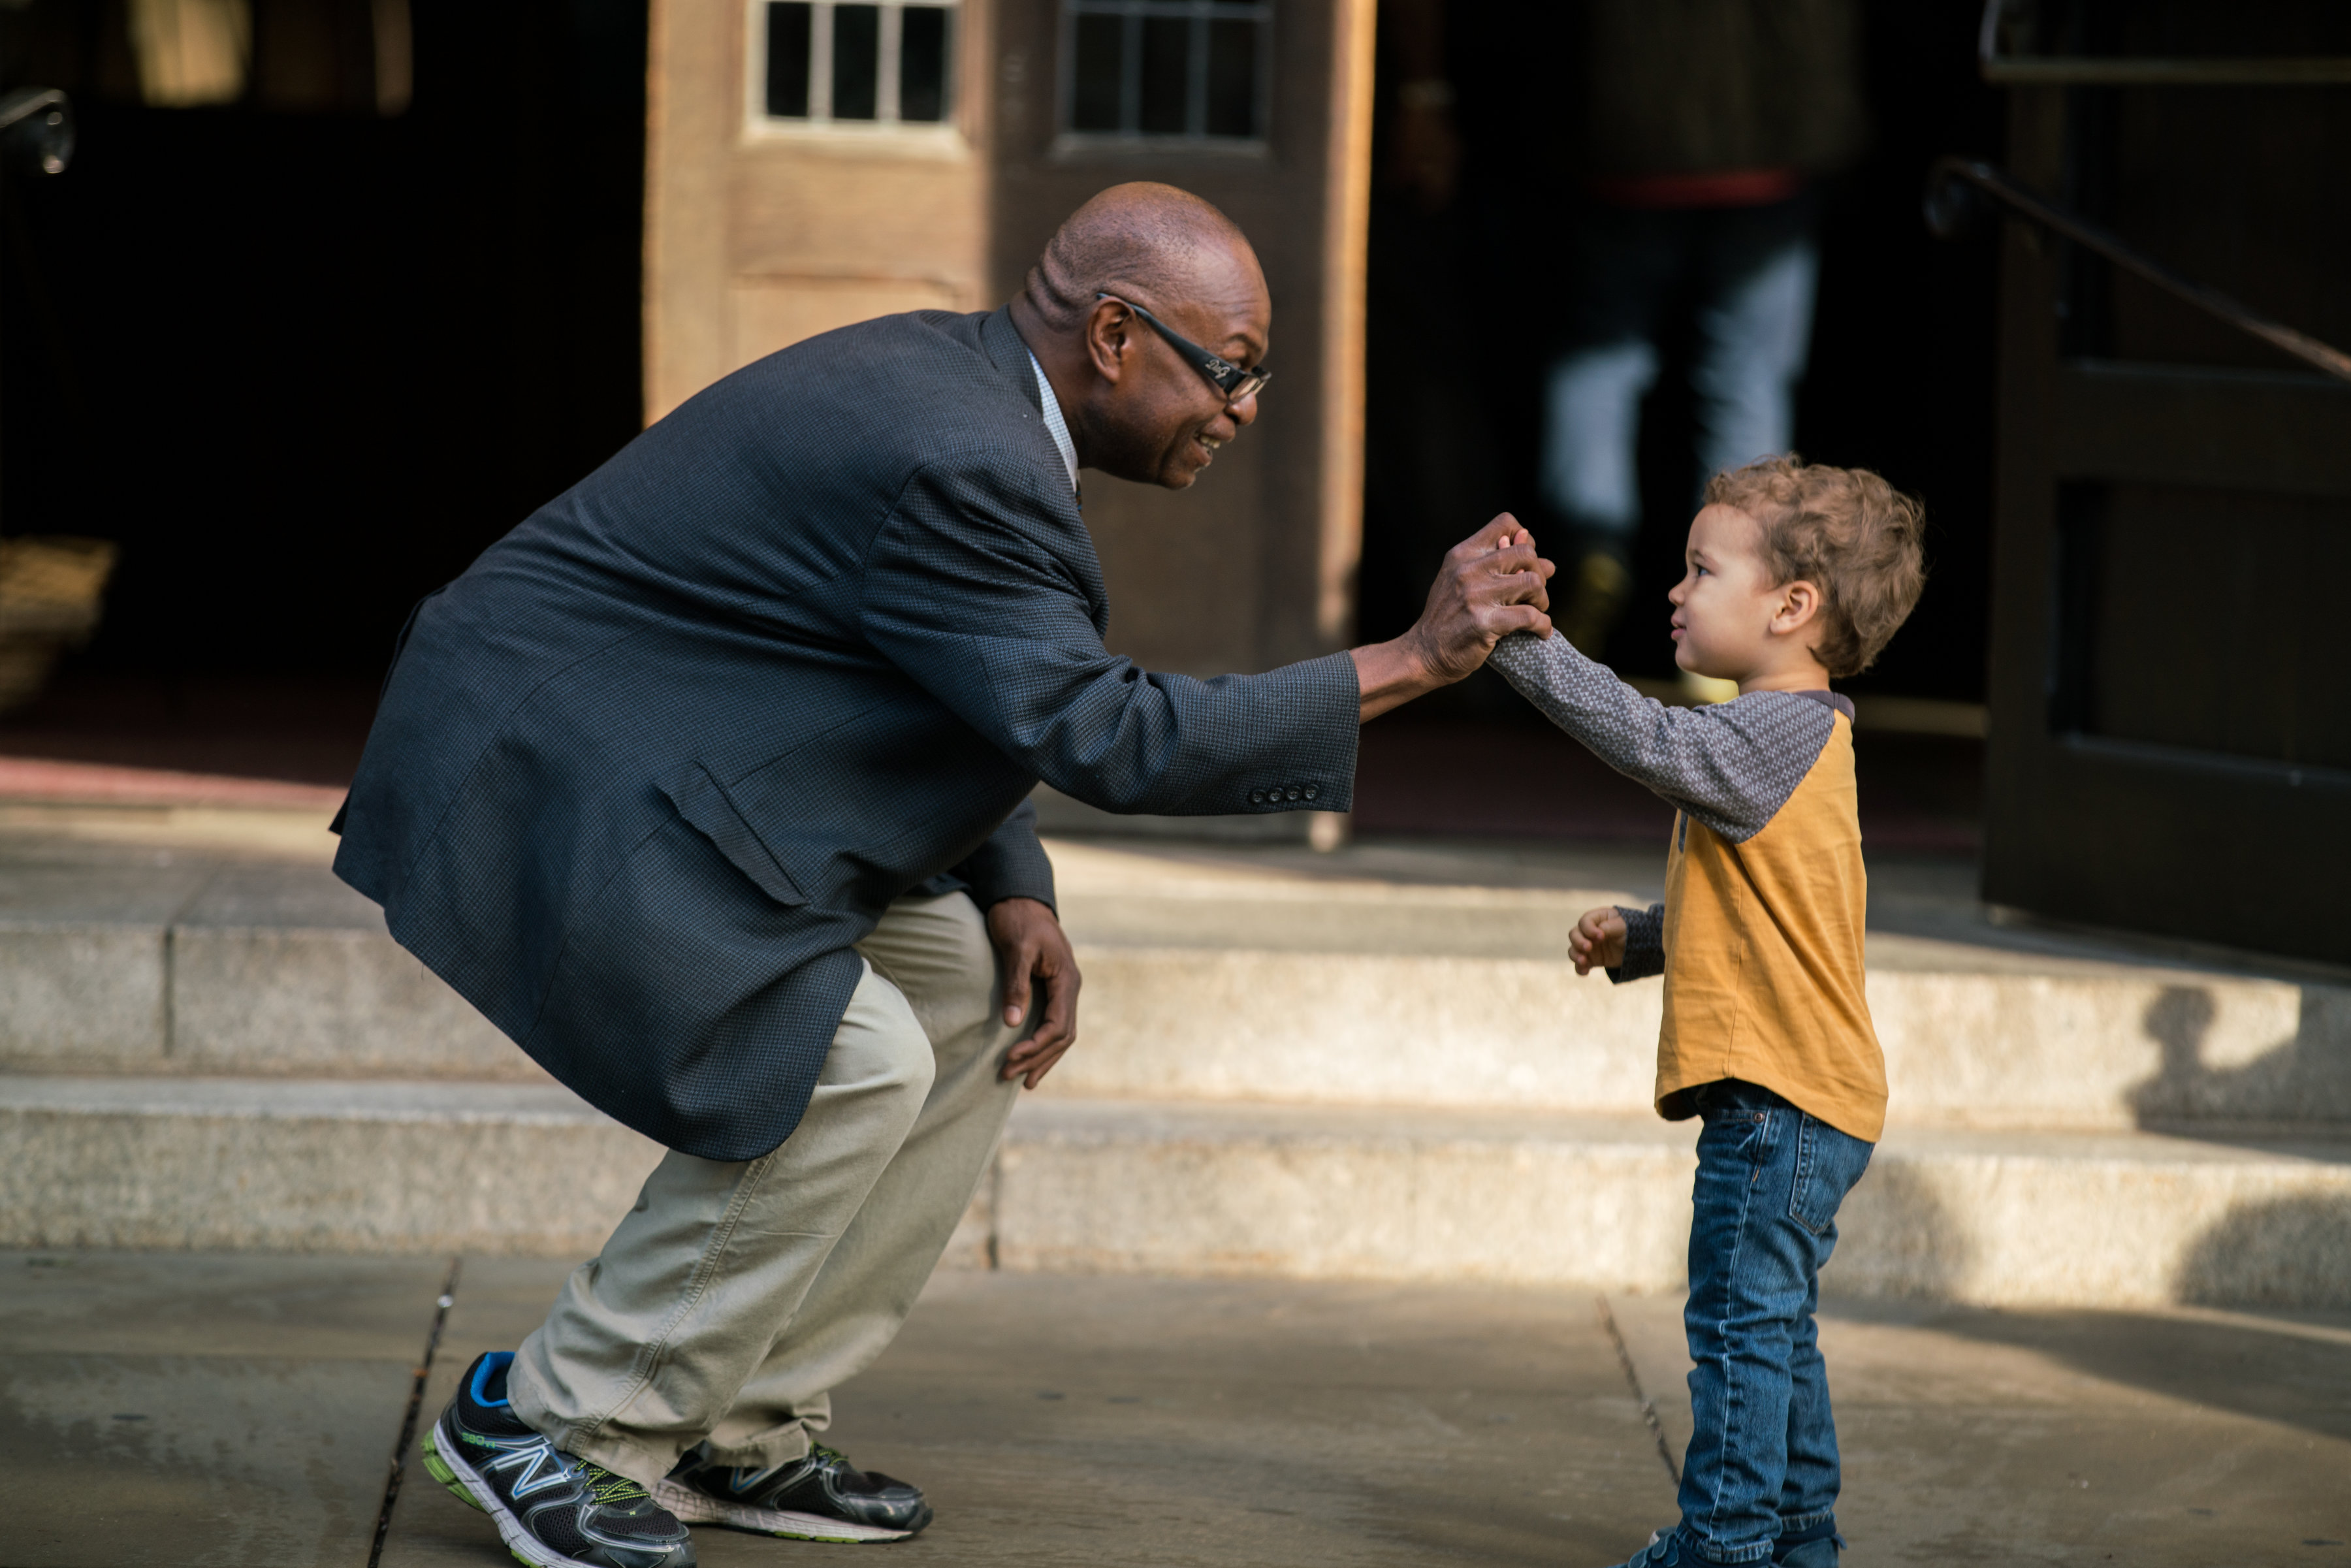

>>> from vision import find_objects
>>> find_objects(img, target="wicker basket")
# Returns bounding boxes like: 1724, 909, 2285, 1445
0, 536, 118, 713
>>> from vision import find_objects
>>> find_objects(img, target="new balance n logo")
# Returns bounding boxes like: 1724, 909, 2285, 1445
483, 1437, 575, 1498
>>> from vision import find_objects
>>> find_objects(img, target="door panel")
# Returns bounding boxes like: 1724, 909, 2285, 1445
1983, 2, 2351, 966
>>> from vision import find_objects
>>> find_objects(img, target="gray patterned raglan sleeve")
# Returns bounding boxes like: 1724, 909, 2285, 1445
1610, 903, 1667, 982
1487, 631, 1842, 842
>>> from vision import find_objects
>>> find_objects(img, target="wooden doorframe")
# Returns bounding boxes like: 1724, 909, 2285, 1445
1981, 85, 2351, 968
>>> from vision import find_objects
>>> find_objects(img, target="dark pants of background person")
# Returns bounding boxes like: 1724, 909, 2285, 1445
1539, 194, 1823, 562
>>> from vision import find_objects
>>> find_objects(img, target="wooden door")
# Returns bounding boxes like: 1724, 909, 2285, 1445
1983, 3, 2351, 967
644, 0, 1375, 686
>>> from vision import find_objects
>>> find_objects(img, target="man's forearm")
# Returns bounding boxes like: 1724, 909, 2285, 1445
1351, 636, 1443, 724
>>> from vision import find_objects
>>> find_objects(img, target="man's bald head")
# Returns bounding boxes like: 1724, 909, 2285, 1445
1022, 183, 1263, 331
1015, 183, 1270, 491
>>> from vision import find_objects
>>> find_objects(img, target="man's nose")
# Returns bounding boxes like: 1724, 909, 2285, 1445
1224, 390, 1260, 428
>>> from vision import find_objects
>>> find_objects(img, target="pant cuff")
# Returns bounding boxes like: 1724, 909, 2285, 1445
529, 1418, 675, 1493
703, 1426, 816, 1471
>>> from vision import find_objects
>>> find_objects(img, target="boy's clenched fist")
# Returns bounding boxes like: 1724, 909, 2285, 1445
1569, 906, 1627, 976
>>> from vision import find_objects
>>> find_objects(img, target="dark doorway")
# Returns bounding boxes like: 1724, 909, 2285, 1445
0, 0, 646, 787
0, 0, 647, 690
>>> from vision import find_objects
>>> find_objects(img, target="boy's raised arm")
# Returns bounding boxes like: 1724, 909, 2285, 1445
1487, 630, 1840, 845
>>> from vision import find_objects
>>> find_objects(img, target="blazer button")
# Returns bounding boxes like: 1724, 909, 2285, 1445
1249, 790, 1266, 805
1303, 785, 1318, 801
1285, 787, 1302, 801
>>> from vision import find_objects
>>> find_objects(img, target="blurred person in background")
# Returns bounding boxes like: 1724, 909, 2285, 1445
1385, 0, 1867, 693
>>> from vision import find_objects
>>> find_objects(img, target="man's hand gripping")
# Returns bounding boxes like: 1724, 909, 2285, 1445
987, 896, 1081, 1088
1352, 515, 1554, 722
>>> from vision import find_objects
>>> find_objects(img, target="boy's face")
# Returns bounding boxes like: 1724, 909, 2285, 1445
1667, 504, 1814, 683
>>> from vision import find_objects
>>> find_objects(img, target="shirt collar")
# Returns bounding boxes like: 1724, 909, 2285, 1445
1027, 350, 1080, 496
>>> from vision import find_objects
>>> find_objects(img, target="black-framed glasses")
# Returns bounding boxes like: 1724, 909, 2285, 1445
1096, 292, 1271, 403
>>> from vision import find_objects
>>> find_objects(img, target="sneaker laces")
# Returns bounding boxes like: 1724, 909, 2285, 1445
572, 1459, 652, 1506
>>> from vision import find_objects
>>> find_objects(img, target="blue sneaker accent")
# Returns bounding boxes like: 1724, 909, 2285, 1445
470, 1349, 515, 1409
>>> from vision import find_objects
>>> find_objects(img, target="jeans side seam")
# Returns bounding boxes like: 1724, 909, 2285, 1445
1692, 1116, 1766, 1548
1789, 1113, 1817, 1232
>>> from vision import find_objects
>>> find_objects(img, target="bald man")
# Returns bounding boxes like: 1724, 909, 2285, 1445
334, 184, 1551, 1567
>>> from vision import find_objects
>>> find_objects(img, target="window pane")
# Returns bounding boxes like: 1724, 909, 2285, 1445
900, 5, 950, 122
1204, 18, 1255, 137
766, 1, 812, 117
833, 3, 880, 120
1138, 15, 1187, 135
1070, 12, 1123, 132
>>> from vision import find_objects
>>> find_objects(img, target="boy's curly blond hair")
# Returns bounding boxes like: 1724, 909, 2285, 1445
1703, 455, 1927, 679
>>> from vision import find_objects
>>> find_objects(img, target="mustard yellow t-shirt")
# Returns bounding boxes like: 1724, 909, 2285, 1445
1487, 632, 1886, 1142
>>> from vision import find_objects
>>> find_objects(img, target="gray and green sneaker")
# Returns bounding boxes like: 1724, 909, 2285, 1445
421, 1351, 696, 1568
654, 1441, 933, 1543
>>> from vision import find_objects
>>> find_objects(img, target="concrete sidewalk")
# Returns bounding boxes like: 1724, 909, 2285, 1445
4, 1249, 2346, 1568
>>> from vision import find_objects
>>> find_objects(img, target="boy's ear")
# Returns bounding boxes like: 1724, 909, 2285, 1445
1770, 579, 1825, 636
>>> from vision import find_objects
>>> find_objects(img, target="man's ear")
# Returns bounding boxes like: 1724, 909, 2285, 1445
1083, 298, 1134, 384
1771, 579, 1825, 636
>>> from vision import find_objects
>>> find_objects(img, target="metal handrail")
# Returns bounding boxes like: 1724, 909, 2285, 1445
1924, 157, 2351, 385
1976, 0, 2351, 86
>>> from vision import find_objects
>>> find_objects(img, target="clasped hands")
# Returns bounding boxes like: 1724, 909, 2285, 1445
1352, 514, 1556, 723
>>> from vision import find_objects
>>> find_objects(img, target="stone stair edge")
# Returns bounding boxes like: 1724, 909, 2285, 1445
8, 1080, 2347, 1309
8, 1072, 2348, 1164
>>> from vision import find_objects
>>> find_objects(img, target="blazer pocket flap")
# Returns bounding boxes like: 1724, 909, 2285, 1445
658, 764, 808, 906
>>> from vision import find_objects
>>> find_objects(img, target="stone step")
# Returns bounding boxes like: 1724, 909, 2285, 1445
5, 834, 2344, 1130
8, 1076, 2346, 1310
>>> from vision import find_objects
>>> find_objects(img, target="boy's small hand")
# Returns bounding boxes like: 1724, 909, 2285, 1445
1569, 906, 1626, 976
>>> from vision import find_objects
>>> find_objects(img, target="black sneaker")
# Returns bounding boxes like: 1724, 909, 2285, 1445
419, 1351, 697, 1568
654, 1441, 933, 1543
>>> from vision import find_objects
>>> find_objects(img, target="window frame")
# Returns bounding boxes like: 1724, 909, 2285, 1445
1053, 0, 1275, 157
744, 0, 968, 150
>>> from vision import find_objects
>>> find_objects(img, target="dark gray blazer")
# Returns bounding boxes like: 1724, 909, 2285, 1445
334, 307, 1358, 1160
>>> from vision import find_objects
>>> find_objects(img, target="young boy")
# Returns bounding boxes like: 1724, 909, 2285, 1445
1488, 455, 1927, 1568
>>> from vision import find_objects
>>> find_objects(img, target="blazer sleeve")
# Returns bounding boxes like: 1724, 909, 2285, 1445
859, 456, 1360, 817
946, 797, 1058, 911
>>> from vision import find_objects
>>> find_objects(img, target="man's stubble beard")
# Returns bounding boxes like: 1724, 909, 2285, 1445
1085, 415, 1207, 492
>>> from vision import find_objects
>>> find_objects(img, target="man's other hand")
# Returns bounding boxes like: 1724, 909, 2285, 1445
1352, 514, 1555, 722
1569, 906, 1627, 976
988, 896, 1081, 1088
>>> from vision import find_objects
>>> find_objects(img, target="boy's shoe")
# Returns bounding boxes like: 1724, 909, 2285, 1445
654, 1441, 933, 1543
1603, 1528, 1723, 1568
420, 1351, 696, 1568
1603, 1523, 1842, 1568
1774, 1520, 1843, 1566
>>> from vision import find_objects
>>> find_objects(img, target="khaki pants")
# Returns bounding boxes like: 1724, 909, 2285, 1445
507, 891, 1019, 1486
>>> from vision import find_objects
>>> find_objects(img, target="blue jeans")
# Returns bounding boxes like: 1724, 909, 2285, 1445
1674, 1080, 1874, 1565
1539, 197, 1821, 543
